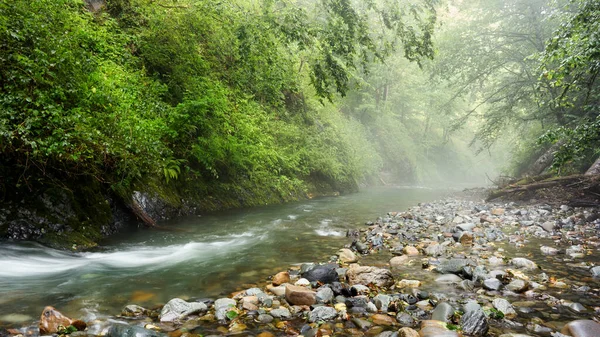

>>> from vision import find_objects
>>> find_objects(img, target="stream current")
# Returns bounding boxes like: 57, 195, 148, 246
0, 187, 448, 326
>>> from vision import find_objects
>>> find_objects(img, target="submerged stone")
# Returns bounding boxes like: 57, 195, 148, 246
346, 265, 394, 288
561, 320, 600, 337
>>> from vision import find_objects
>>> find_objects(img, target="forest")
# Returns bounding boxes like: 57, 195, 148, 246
0, 0, 598, 247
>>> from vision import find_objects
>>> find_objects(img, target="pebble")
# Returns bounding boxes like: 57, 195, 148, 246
418, 320, 459, 337
389, 255, 410, 268
561, 320, 600, 337
370, 313, 396, 326
272, 271, 290, 286
396, 279, 421, 288
510, 258, 538, 269
285, 285, 316, 305
434, 274, 462, 284
431, 302, 454, 322
308, 306, 337, 322
338, 248, 359, 263
403, 246, 419, 256
270, 307, 291, 319
492, 298, 517, 319
159, 298, 207, 322
398, 327, 419, 337
540, 246, 559, 255
506, 279, 529, 293
483, 278, 502, 291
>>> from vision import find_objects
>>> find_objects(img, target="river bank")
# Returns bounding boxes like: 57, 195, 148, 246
2, 190, 600, 337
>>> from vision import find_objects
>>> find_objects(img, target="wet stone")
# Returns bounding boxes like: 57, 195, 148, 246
590, 266, 600, 277
424, 243, 446, 257
371, 313, 396, 326
352, 284, 370, 295
435, 274, 462, 284
390, 255, 410, 268
316, 287, 334, 303
257, 314, 274, 324
338, 248, 359, 263
483, 278, 502, 291
373, 294, 391, 312
510, 258, 538, 270
460, 303, 489, 337
403, 246, 419, 256
302, 264, 339, 284
506, 279, 529, 293
39, 306, 78, 335
419, 320, 459, 337
122, 304, 148, 317
160, 298, 207, 322
270, 307, 291, 319
346, 265, 394, 288
398, 327, 419, 337
351, 317, 373, 330
397, 279, 422, 288
376, 331, 397, 337
561, 320, 600, 337
540, 246, 559, 255
346, 297, 369, 308
272, 271, 290, 286
214, 298, 237, 321
366, 302, 378, 313
431, 302, 454, 322
106, 324, 166, 337
285, 285, 316, 306
436, 259, 472, 274
396, 312, 415, 327
492, 298, 517, 319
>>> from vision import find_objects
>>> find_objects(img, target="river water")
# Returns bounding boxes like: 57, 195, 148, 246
0, 186, 449, 326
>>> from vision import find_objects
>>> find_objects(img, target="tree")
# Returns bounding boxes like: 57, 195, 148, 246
538, 0, 600, 172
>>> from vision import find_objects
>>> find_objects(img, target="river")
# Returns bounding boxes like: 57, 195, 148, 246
0, 186, 450, 326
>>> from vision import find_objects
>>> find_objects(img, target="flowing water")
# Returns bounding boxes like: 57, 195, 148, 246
0, 186, 449, 326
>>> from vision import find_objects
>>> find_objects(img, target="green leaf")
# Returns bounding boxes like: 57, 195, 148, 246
226, 310, 238, 320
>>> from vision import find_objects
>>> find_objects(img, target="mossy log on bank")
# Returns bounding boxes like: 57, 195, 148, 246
486, 174, 600, 206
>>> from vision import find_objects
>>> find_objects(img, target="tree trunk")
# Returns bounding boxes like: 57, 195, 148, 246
585, 156, 600, 175
523, 141, 563, 177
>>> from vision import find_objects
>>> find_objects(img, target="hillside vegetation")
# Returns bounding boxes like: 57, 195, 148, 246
1, 0, 597, 247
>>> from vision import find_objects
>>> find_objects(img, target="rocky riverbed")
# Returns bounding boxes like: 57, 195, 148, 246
3, 197, 600, 337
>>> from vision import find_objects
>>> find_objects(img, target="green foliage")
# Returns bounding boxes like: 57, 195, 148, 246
57, 325, 78, 336
0, 0, 450, 247
226, 310, 239, 320
536, 0, 600, 171
446, 323, 461, 331
486, 308, 505, 320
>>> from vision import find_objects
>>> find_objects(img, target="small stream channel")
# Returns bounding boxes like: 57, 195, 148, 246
0, 186, 449, 327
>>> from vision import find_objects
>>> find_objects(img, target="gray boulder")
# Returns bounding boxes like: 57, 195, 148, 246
431, 302, 454, 322
159, 298, 207, 322
460, 301, 489, 336
302, 265, 339, 284
214, 298, 237, 321
492, 298, 517, 319
506, 279, 529, 293
316, 287, 334, 303
561, 319, 600, 337
270, 307, 291, 319
483, 278, 502, 291
346, 265, 394, 288
510, 258, 538, 269
107, 324, 166, 337
309, 306, 338, 322
436, 259, 472, 274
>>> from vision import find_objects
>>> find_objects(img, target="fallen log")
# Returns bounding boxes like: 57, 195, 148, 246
486, 174, 587, 201
129, 199, 157, 227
